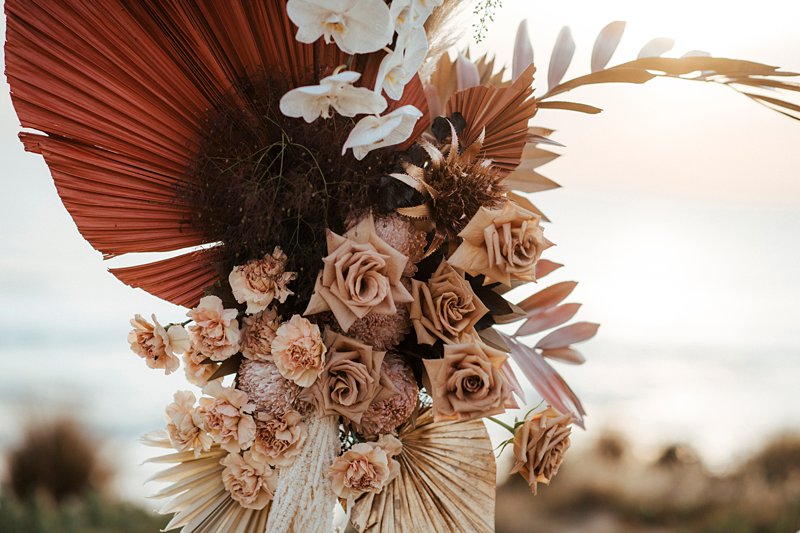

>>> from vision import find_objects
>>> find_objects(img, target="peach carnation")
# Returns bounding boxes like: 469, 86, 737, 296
199, 381, 256, 453
220, 451, 278, 510
329, 435, 402, 500
127, 314, 189, 375
271, 315, 327, 387
164, 390, 212, 457
187, 295, 241, 362
229, 247, 297, 314
182, 347, 219, 387
251, 409, 307, 467
240, 308, 282, 361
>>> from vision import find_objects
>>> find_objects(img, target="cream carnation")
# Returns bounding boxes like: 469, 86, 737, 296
329, 435, 402, 500
187, 295, 241, 362
251, 409, 307, 467
240, 308, 282, 361
271, 315, 327, 387
127, 314, 188, 375
199, 381, 256, 453
220, 451, 279, 510
164, 390, 212, 457
229, 247, 297, 314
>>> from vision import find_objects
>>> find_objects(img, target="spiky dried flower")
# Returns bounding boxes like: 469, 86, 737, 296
393, 125, 506, 242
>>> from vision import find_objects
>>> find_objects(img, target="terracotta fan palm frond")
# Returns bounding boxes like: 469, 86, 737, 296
5, 0, 428, 308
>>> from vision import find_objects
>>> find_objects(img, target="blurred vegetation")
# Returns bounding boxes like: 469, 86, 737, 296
497, 433, 800, 533
1, 417, 168, 532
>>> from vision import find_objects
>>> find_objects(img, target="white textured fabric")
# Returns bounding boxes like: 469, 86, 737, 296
266, 414, 340, 532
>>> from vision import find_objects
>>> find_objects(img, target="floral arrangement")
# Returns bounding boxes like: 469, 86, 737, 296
5, 0, 797, 531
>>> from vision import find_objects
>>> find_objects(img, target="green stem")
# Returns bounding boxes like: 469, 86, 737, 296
487, 416, 515, 434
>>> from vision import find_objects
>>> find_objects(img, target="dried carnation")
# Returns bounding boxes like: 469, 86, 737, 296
229, 247, 297, 315
410, 259, 488, 345
329, 435, 402, 500
511, 407, 573, 495
423, 340, 517, 422
237, 359, 304, 418
355, 353, 419, 437
187, 295, 241, 362
127, 314, 189, 375
251, 409, 307, 467
164, 390, 212, 457
240, 308, 282, 361
220, 451, 279, 510
448, 201, 551, 286
199, 381, 256, 453
182, 346, 220, 387
271, 315, 327, 387
307, 331, 397, 425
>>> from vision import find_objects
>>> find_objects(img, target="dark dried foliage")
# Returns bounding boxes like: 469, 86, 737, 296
185, 75, 402, 315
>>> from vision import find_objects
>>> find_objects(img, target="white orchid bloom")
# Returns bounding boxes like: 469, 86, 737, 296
375, 27, 428, 100
342, 105, 423, 160
287, 0, 393, 55
390, 0, 442, 33
280, 71, 387, 123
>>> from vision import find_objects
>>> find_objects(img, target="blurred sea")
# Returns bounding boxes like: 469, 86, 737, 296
1, 187, 798, 506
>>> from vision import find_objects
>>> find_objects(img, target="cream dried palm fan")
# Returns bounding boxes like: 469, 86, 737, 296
350, 407, 496, 533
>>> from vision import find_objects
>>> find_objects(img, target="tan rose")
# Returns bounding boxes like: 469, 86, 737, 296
229, 247, 297, 314
448, 201, 551, 286
164, 390, 212, 457
511, 407, 573, 495
329, 435, 402, 500
271, 315, 327, 387
308, 331, 397, 425
240, 308, 281, 361
187, 295, 241, 361
251, 409, 307, 467
423, 340, 517, 422
304, 215, 413, 332
127, 314, 188, 374
220, 451, 279, 510
410, 260, 489, 345
182, 347, 219, 387
199, 381, 256, 453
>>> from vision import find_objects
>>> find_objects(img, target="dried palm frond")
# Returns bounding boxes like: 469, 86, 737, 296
143, 432, 271, 532
349, 407, 496, 533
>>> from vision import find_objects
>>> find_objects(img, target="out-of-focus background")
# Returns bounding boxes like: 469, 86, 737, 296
1, 1, 798, 531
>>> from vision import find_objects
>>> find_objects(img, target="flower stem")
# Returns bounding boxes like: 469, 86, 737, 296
487, 416, 515, 434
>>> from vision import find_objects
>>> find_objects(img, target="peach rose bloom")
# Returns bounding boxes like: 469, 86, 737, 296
329, 435, 402, 500
199, 381, 256, 453
164, 390, 212, 457
187, 295, 241, 362
251, 409, 307, 467
304, 215, 413, 332
229, 247, 297, 314
410, 260, 488, 345
308, 331, 397, 424
220, 451, 279, 510
182, 347, 219, 387
448, 201, 551, 286
128, 314, 189, 375
423, 340, 517, 422
240, 308, 281, 361
270, 315, 327, 387
511, 407, 573, 495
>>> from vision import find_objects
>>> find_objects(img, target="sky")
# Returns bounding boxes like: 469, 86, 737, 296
0, 0, 799, 501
